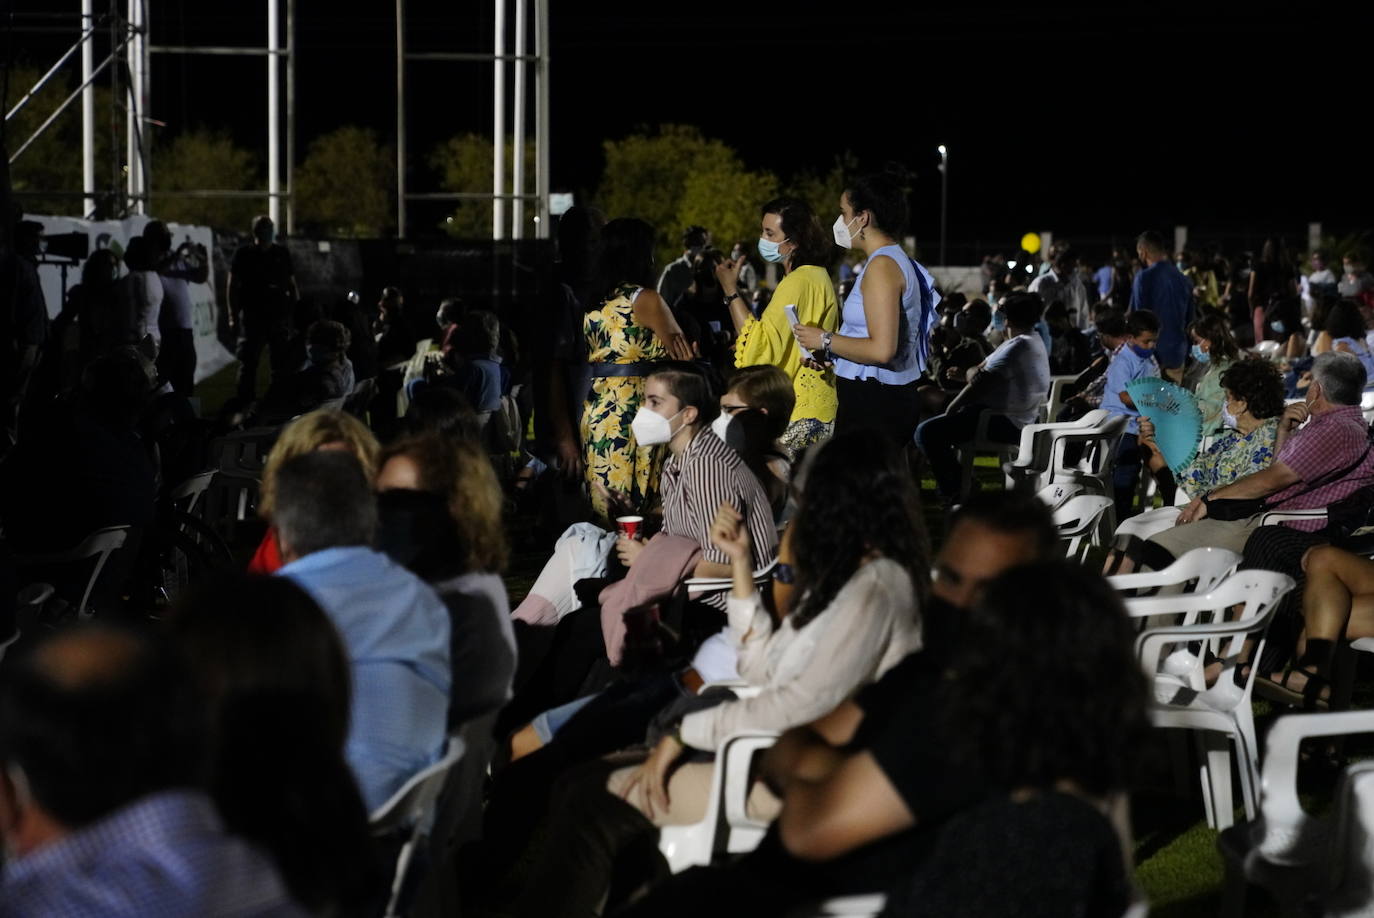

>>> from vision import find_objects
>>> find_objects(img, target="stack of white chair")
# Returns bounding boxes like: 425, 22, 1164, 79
1127, 570, 1295, 830
1004, 411, 1129, 498
1052, 494, 1115, 563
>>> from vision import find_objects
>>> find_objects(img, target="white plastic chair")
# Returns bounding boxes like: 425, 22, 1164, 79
1004, 410, 1104, 494
1036, 481, 1087, 512
14, 526, 131, 620
1110, 546, 1242, 599
169, 470, 216, 516
658, 730, 779, 874
1052, 494, 1114, 563
785, 895, 888, 917
369, 737, 465, 918
1132, 570, 1295, 830
1255, 340, 1282, 360
684, 558, 779, 600
1046, 374, 1079, 422
1325, 763, 1374, 917
1217, 711, 1374, 918
1007, 412, 1129, 497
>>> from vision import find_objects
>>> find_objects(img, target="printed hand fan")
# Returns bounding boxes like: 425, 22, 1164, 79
1124, 377, 1203, 474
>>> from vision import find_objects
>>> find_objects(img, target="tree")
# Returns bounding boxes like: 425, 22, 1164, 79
6, 65, 116, 217
429, 133, 536, 239
294, 125, 395, 237
595, 125, 779, 267
149, 128, 261, 231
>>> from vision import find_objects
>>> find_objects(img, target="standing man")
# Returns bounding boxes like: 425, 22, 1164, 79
657, 225, 708, 310
227, 215, 297, 403
1, 219, 48, 445
1129, 230, 1192, 382
144, 220, 208, 397
1028, 253, 1090, 328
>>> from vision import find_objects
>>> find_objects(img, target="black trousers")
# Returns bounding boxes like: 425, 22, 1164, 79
235, 315, 292, 402
156, 328, 197, 397
834, 376, 922, 447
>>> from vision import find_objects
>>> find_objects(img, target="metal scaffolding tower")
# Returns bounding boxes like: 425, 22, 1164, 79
395, 0, 551, 240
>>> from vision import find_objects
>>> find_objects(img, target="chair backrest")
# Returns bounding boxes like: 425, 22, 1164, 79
1325, 762, 1374, 916
1255, 340, 1281, 359
169, 470, 217, 516
1052, 494, 1114, 562
1254, 710, 1374, 867
1110, 546, 1241, 598
1048, 412, 1130, 484
1133, 570, 1294, 705
15, 525, 132, 620
369, 737, 466, 833
208, 426, 281, 475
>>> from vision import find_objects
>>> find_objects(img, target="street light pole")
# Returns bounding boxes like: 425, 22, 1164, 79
937, 144, 948, 267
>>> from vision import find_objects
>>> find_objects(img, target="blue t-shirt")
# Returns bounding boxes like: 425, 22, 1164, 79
1093, 265, 1113, 298
1129, 262, 1193, 369
1100, 346, 1160, 436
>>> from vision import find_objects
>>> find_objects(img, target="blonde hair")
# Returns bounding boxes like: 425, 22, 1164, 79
377, 434, 508, 573
259, 410, 381, 519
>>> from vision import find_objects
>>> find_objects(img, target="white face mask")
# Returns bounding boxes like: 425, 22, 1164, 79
630, 405, 684, 447
832, 214, 861, 249
1221, 400, 1240, 430
711, 412, 733, 443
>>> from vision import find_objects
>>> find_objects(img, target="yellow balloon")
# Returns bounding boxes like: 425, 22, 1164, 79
1020, 233, 1041, 254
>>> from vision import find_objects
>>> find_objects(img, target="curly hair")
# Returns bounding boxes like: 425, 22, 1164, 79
1324, 299, 1369, 342
259, 410, 380, 519
761, 197, 831, 271
938, 562, 1150, 796
1219, 358, 1285, 420
788, 431, 930, 629
377, 433, 508, 573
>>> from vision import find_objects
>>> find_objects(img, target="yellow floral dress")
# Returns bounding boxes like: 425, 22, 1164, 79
582, 285, 667, 523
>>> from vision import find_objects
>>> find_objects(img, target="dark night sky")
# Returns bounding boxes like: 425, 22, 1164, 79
8, 1, 1373, 254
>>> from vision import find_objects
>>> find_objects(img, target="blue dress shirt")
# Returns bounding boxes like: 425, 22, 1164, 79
278, 545, 452, 811
1129, 261, 1194, 369
0, 790, 303, 918
1100, 346, 1160, 436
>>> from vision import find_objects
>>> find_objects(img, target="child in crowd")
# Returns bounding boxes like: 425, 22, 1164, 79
1100, 309, 1161, 521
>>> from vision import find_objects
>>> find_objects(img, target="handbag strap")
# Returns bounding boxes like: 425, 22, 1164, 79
1262, 443, 1373, 510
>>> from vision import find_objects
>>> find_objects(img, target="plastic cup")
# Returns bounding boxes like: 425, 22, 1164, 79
616, 515, 643, 539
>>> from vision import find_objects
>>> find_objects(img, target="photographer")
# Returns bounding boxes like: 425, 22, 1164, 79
143, 220, 209, 397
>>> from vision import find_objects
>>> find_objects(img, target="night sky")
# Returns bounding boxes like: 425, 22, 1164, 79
8, 1, 1373, 256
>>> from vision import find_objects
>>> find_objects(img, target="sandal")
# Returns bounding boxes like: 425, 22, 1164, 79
1255, 664, 1331, 711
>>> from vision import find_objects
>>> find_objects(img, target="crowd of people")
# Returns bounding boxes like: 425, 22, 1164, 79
2, 181, 1374, 917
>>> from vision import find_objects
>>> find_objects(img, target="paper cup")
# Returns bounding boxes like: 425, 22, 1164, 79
615, 515, 643, 539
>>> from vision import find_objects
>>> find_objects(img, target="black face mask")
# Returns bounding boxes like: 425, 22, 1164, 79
921, 594, 965, 659
375, 489, 467, 582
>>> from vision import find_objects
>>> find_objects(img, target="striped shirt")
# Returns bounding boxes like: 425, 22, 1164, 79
0, 790, 303, 918
660, 431, 778, 597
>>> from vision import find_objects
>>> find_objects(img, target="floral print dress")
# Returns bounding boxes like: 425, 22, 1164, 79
581, 285, 667, 524
1176, 417, 1280, 499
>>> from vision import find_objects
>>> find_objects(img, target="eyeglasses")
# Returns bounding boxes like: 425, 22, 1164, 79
720, 403, 749, 415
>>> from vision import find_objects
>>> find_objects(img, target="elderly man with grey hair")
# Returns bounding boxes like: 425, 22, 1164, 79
1134, 351, 1374, 567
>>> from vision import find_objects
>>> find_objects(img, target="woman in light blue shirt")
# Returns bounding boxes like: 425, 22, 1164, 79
793, 172, 938, 445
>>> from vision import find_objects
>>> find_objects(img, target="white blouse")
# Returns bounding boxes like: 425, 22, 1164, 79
678, 557, 922, 751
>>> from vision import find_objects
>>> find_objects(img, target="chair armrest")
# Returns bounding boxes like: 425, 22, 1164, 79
1135, 613, 1277, 671
719, 731, 781, 830
1256, 711, 1374, 865
1258, 508, 1329, 526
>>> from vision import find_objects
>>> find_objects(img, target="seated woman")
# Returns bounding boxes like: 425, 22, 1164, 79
1188, 312, 1241, 435
168, 575, 384, 916
500, 432, 928, 918
504, 362, 779, 727
618, 562, 1147, 918
1105, 358, 1285, 574
246, 409, 380, 574
1315, 298, 1374, 377
253, 319, 356, 424
375, 433, 515, 725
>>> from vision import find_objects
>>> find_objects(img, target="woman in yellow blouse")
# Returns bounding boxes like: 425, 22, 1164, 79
716, 197, 838, 454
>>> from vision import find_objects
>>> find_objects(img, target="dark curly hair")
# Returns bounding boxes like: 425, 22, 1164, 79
1219, 358, 1285, 420
788, 431, 930, 629
1324, 299, 1369, 342
938, 562, 1149, 796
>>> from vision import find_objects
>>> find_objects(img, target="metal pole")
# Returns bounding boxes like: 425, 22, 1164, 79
82, 0, 95, 216
139, 0, 150, 214
286, 0, 295, 235
534, 0, 549, 239
937, 145, 948, 267
492, 0, 506, 241
396, 0, 405, 238
267, 0, 280, 227
511, 0, 526, 239
4, 27, 95, 121
125, 0, 139, 213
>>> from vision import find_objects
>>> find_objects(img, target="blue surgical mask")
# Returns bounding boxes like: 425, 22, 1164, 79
1191, 344, 1210, 364
991, 310, 1007, 331
1130, 343, 1155, 359
1271, 320, 1287, 335
758, 237, 785, 264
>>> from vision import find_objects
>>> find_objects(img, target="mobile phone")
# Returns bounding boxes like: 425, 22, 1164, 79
783, 304, 812, 360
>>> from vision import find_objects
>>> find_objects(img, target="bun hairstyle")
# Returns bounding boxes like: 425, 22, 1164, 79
845, 167, 912, 237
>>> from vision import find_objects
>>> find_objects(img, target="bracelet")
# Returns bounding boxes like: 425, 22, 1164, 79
821, 331, 834, 352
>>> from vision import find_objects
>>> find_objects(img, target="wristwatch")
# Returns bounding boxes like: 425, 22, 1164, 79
723, 291, 744, 306
821, 331, 834, 356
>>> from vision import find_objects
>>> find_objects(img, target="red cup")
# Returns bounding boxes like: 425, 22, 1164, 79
616, 515, 643, 539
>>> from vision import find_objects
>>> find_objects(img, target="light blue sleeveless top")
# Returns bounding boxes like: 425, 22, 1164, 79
1334, 337, 1374, 377
833, 244, 939, 385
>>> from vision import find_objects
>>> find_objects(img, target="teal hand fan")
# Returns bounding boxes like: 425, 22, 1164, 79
1125, 377, 1203, 474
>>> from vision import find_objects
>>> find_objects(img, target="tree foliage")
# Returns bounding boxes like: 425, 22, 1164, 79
6, 65, 116, 217
429, 133, 536, 239
294, 125, 395, 237
149, 128, 261, 230
595, 125, 778, 267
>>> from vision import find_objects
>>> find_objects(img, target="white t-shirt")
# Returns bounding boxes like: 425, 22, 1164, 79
980, 332, 1051, 427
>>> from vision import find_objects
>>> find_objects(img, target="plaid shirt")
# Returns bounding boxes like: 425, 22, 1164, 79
0, 790, 304, 918
1268, 404, 1374, 531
